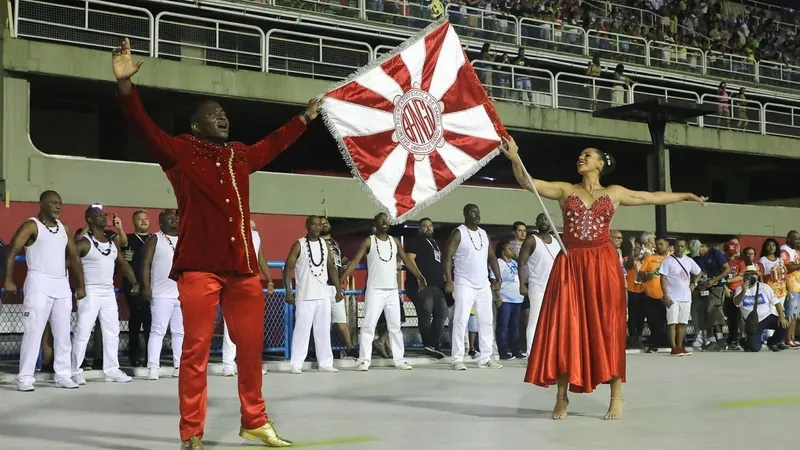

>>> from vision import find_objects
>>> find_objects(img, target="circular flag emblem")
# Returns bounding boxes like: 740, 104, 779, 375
392, 85, 444, 159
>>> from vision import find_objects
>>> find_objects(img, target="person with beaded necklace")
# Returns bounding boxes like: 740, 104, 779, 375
341, 213, 426, 372
283, 215, 343, 374
70, 204, 138, 384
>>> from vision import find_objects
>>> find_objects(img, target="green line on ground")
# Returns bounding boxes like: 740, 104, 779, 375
720, 397, 800, 408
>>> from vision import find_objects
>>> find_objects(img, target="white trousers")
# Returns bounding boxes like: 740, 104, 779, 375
452, 284, 493, 364
222, 320, 236, 366
147, 297, 183, 370
526, 291, 545, 355
359, 288, 405, 364
289, 298, 333, 368
17, 292, 72, 384
71, 287, 121, 377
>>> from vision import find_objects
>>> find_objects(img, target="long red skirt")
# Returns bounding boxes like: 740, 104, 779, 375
524, 240, 627, 393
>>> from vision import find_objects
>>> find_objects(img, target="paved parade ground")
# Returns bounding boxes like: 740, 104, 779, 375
1, 352, 798, 450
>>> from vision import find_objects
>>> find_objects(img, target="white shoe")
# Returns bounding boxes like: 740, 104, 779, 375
290, 367, 302, 374
147, 369, 159, 380
479, 360, 503, 369
452, 362, 467, 371
72, 374, 87, 386
55, 378, 80, 389
318, 366, 339, 373
172, 368, 180, 378
395, 362, 413, 370
222, 365, 237, 377
356, 361, 370, 371
105, 369, 132, 383
16, 382, 34, 392
262, 368, 268, 375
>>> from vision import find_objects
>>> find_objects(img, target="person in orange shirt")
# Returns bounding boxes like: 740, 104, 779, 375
637, 237, 669, 353
624, 238, 645, 349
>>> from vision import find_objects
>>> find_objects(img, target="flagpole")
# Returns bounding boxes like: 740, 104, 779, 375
519, 163, 568, 257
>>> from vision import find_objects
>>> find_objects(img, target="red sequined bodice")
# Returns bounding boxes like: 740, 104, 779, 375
562, 194, 615, 246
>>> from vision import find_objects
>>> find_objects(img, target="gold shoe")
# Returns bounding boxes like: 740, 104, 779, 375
181, 436, 204, 450
239, 421, 293, 447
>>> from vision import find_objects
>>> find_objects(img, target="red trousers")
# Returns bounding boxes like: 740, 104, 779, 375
177, 271, 268, 441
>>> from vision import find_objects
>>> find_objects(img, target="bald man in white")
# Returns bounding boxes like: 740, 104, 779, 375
221, 220, 273, 376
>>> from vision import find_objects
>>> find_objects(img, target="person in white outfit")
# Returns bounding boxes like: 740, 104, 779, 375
221, 219, 274, 376
518, 213, 561, 355
444, 204, 503, 371
70, 204, 137, 384
5, 190, 86, 391
659, 237, 702, 356
282, 216, 343, 374
341, 213, 426, 372
141, 209, 183, 380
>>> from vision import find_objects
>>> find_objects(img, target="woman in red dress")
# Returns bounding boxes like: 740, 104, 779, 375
500, 138, 706, 421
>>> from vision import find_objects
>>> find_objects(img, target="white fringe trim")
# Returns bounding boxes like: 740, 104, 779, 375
317, 18, 502, 225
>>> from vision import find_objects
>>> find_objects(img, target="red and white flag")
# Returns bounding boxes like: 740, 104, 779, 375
319, 20, 508, 224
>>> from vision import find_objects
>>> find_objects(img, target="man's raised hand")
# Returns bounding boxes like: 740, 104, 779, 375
112, 38, 144, 86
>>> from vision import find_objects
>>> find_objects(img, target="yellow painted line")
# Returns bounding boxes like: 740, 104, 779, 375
216, 435, 379, 449
719, 397, 800, 408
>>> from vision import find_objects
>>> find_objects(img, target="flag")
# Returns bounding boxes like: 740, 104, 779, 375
319, 20, 508, 224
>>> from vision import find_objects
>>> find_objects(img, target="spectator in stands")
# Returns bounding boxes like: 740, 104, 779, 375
611, 63, 633, 107
716, 81, 730, 128
586, 54, 603, 110
733, 265, 788, 352
638, 237, 669, 352
659, 237, 702, 356
733, 87, 749, 129
512, 47, 534, 105
121, 209, 151, 367
780, 230, 800, 348
404, 218, 448, 359
510, 220, 527, 257
492, 240, 524, 360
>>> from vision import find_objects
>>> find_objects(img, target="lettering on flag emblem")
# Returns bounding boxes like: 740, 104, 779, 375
392, 85, 445, 160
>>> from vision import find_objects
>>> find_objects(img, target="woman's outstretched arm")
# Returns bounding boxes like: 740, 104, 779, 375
500, 137, 571, 201
612, 186, 707, 206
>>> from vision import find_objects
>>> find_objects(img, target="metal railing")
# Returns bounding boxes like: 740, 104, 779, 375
155, 12, 265, 72
265, 29, 373, 81
10, 0, 800, 139
473, 60, 555, 108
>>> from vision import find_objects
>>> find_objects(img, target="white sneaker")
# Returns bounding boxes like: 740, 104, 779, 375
290, 367, 302, 374
72, 374, 87, 386
357, 361, 370, 371
16, 382, 34, 392
222, 365, 237, 377
147, 369, 159, 380
105, 369, 132, 383
318, 366, 339, 373
395, 362, 413, 370
479, 360, 503, 369
172, 368, 180, 378
452, 362, 467, 371
55, 378, 80, 389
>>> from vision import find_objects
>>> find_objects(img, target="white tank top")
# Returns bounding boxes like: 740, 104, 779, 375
527, 234, 560, 294
366, 235, 398, 290
81, 233, 117, 291
453, 225, 490, 289
152, 232, 179, 299
23, 217, 71, 297
252, 230, 262, 257
294, 237, 329, 301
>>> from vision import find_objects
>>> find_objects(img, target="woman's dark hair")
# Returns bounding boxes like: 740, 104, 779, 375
495, 240, 511, 258
760, 238, 781, 259
593, 148, 616, 177
615, 63, 625, 74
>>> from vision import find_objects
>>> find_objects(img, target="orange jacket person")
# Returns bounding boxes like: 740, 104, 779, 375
112, 38, 320, 450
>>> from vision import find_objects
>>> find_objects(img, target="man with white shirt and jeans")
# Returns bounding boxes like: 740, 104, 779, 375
659, 238, 702, 356
733, 265, 789, 352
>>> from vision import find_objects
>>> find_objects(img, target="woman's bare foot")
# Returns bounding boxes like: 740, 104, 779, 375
552, 396, 569, 420
603, 397, 624, 420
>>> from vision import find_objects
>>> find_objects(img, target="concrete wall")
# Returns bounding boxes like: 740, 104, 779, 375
1, 38, 799, 235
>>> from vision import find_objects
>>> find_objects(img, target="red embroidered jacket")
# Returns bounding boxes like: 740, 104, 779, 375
118, 85, 307, 280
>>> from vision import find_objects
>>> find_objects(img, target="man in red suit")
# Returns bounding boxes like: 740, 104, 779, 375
112, 38, 319, 450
